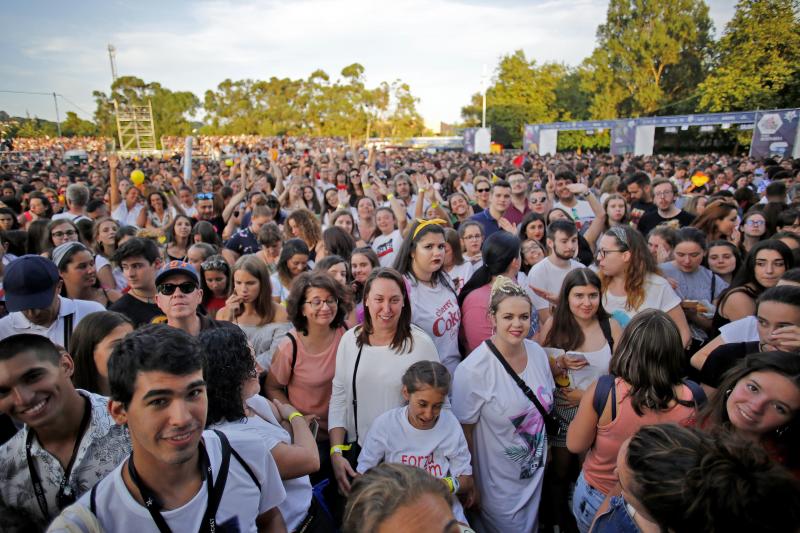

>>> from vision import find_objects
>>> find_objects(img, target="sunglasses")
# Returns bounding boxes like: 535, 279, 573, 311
195, 193, 214, 200
476, 187, 490, 193
157, 282, 197, 295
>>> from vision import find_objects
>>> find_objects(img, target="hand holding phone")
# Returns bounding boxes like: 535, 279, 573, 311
564, 351, 589, 369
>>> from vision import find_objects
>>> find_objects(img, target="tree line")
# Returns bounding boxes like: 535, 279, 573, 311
461, 0, 800, 148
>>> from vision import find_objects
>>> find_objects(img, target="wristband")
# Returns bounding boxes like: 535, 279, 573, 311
362, 183, 371, 189
431, 201, 439, 209
443, 476, 459, 494
387, 193, 395, 200
337, 204, 348, 210
418, 188, 426, 194
330, 444, 352, 456
287, 411, 304, 423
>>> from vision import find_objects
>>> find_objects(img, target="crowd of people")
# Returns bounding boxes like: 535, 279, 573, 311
0, 135, 798, 532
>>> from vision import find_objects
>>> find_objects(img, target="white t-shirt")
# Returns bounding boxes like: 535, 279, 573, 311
111, 202, 144, 227
407, 276, 462, 375
357, 406, 471, 523
70, 430, 285, 533
447, 262, 474, 295
328, 326, 439, 446
0, 296, 105, 344
553, 199, 594, 230
214, 395, 312, 531
602, 274, 681, 327
372, 229, 403, 268
720, 315, 759, 343
270, 273, 291, 304
527, 257, 583, 310
452, 340, 555, 533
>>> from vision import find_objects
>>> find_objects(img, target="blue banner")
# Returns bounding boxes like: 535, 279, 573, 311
610, 120, 636, 155
750, 109, 800, 159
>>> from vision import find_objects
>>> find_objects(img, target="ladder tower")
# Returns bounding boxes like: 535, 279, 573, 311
114, 99, 158, 154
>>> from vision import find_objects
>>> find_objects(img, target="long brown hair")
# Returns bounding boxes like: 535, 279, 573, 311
232, 255, 277, 325
356, 268, 414, 353
600, 225, 659, 311
691, 201, 736, 241
544, 268, 609, 351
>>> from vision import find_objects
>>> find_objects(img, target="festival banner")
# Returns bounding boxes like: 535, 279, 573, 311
750, 110, 800, 159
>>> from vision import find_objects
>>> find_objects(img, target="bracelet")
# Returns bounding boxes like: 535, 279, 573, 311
337, 204, 348, 210
362, 183, 371, 189
443, 476, 459, 494
431, 201, 439, 209
387, 193, 395, 200
418, 188, 426, 194
287, 411, 304, 423
330, 444, 352, 456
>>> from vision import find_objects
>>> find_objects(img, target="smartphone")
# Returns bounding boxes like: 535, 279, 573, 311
308, 419, 319, 440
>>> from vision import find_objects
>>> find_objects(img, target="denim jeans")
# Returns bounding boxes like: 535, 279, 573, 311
572, 471, 606, 533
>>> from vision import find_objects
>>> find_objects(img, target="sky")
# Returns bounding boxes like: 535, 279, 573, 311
0, 0, 737, 132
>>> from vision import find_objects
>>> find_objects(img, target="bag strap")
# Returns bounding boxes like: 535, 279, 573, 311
485, 340, 550, 421
202, 431, 233, 533
63, 312, 74, 350
683, 379, 707, 408
599, 316, 614, 354
287, 332, 298, 374
593, 375, 617, 420
90, 483, 97, 515
710, 272, 717, 302
351, 343, 364, 443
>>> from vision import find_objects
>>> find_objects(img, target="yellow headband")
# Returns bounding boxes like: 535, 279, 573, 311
412, 218, 448, 239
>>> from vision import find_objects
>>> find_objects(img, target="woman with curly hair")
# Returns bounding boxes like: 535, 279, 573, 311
595, 225, 690, 347
201, 326, 320, 532
284, 208, 323, 263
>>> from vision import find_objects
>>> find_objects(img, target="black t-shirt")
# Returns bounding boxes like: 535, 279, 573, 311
109, 293, 165, 327
637, 209, 695, 236
224, 227, 260, 256
700, 341, 760, 388
193, 215, 226, 236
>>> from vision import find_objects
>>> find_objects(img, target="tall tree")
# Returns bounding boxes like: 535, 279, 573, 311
93, 76, 199, 146
698, 0, 800, 112
61, 111, 98, 137
582, 0, 713, 117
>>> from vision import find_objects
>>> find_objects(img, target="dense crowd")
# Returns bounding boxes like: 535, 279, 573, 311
0, 136, 798, 532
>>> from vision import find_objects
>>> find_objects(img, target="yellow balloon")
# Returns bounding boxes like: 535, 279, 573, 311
131, 169, 145, 185
225, 159, 235, 167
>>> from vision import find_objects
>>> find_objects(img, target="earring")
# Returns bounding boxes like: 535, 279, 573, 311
725, 389, 732, 397
776, 426, 787, 437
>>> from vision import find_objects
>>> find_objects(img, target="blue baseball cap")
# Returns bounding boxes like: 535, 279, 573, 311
155, 260, 199, 286
4, 255, 60, 312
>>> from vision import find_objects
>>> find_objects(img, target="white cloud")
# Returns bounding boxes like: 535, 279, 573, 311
4, 0, 736, 130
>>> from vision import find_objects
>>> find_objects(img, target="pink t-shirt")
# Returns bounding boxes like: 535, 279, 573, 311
269, 327, 345, 438
460, 284, 493, 354
582, 378, 698, 494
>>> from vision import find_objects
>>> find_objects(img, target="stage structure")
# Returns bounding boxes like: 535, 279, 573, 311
114, 100, 159, 155
524, 108, 800, 159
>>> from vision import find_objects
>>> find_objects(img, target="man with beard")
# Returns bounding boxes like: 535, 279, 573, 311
637, 178, 695, 236
527, 220, 583, 324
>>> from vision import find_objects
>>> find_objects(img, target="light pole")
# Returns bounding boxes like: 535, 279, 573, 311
480, 64, 488, 128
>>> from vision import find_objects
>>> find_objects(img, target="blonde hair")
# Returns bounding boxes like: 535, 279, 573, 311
489, 275, 532, 314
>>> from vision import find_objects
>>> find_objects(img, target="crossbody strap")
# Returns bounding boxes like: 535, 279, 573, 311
63, 312, 74, 350
599, 316, 614, 354
351, 343, 365, 443
485, 340, 550, 420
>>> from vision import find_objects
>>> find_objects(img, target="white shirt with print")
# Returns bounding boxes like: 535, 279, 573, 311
452, 340, 555, 533
601, 273, 681, 327
407, 276, 462, 375
372, 229, 403, 268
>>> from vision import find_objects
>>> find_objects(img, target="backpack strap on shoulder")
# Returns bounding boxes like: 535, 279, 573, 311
287, 332, 298, 373
593, 375, 617, 420
683, 379, 708, 408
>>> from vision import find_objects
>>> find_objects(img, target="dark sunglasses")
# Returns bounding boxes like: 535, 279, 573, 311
476, 187, 490, 193
157, 282, 197, 295
195, 193, 214, 200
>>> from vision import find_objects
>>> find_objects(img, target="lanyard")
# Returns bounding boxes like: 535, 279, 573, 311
127, 439, 225, 533
26, 394, 91, 518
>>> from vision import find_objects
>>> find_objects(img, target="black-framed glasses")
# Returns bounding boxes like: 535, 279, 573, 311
596, 248, 625, 259
52, 229, 77, 239
157, 282, 198, 295
195, 192, 214, 200
476, 187, 490, 193
304, 297, 338, 310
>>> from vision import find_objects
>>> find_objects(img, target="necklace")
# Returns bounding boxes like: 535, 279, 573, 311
130, 288, 155, 304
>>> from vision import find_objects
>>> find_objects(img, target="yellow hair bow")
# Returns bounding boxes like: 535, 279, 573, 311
412, 218, 448, 239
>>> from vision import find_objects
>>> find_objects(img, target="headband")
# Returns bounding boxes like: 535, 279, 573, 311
607, 225, 630, 247
52, 241, 91, 270
412, 218, 448, 240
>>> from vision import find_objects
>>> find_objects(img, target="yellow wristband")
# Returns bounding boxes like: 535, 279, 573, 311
443, 476, 454, 493
387, 193, 395, 200
362, 183, 371, 189
431, 202, 439, 209
287, 411, 304, 423
418, 188, 426, 194
330, 444, 352, 456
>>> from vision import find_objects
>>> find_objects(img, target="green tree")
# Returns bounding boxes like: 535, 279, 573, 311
383, 81, 426, 138
582, 0, 713, 117
461, 50, 565, 146
698, 0, 800, 112
93, 76, 200, 146
61, 111, 98, 136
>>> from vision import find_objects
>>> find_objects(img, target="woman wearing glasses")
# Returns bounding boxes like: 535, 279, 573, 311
596, 225, 691, 347
266, 272, 352, 482
218, 254, 290, 368
739, 210, 769, 255
328, 268, 439, 495
395, 219, 462, 375
459, 221, 484, 266
46, 218, 81, 250
472, 177, 492, 212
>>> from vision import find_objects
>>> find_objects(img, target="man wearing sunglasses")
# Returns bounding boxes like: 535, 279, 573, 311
155, 260, 232, 336
503, 168, 531, 225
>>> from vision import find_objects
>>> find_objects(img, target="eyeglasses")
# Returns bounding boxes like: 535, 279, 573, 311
195, 193, 214, 200
745, 219, 765, 227
201, 259, 228, 271
596, 248, 626, 259
463, 234, 482, 240
530, 197, 547, 204
304, 297, 338, 309
52, 229, 77, 239
476, 187, 490, 193
157, 282, 198, 295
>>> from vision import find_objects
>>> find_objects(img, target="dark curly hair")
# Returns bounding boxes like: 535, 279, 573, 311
200, 326, 255, 426
286, 271, 353, 335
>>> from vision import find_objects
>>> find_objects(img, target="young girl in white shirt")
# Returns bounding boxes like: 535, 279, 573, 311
357, 360, 473, 523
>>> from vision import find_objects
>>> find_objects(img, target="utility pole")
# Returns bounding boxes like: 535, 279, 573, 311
52, 92, 62, 136
108, 44, 118, 82
481, 64, 488, 129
